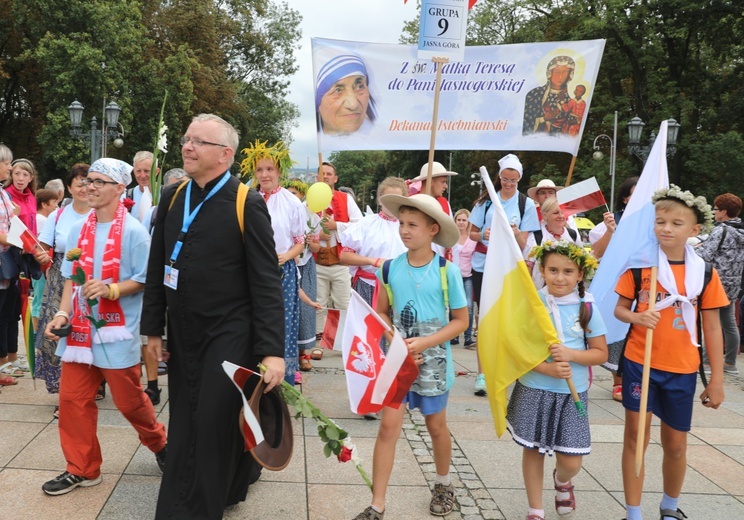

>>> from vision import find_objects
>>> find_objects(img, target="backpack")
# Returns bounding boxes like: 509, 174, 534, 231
166, 179, 249, 239
381, 255, 450, 313
480, 192, 527, 229
533, 227, 578, 245
617, 263, 713, 387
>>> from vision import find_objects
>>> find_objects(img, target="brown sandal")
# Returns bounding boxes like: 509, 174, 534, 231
429, 483, 456, 516
310, 348, 324, 360
299, 356, 313, 371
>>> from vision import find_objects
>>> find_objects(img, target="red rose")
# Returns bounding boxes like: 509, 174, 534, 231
337, 446, 353, 463
122, 198, 135, 210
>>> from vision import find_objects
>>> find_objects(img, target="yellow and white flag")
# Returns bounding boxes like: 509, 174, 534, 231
478, 166, 560, 437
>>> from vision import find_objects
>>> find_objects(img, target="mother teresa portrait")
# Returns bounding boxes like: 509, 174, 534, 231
314, 48, 378, 136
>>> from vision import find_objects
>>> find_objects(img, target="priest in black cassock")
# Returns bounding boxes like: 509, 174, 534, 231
142, 113, 286, 519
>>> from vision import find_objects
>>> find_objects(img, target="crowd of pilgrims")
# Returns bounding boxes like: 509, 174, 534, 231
0, 141, 635, 403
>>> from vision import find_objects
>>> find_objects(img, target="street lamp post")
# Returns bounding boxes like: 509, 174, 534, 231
592, 111, 618, 210
627, 116, 680, 164
470, 172, 482, 191
68, 98, 124, 163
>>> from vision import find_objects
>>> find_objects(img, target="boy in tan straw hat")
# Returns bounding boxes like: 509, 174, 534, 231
353, 194, 468, 519
408, 161, 458, 215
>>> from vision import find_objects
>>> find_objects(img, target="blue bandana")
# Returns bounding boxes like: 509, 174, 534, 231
89, 158, 133, 186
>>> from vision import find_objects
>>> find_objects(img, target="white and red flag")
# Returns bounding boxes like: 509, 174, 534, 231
221, 361, 265, 450
342, 290, 418, 414
557, 177, 607, 216
404, 0, 479, 7
320, 308, 345, 351
7, 215, 38, 253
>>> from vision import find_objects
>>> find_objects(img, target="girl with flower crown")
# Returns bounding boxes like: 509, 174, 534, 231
241, 141, 306, 386
507, 240, 608, 520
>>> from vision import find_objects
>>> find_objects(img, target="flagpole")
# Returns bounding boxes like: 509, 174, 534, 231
566, 378, 587, 418
635, 266, 658, 477
424, 57, 448, 195
565, 155, 578, 187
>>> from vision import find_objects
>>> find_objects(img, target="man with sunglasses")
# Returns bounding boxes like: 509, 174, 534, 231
142, 113, 285, 519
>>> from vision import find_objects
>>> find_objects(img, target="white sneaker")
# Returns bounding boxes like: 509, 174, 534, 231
11, 359, 29, 371
474, 374, 487, 396
724, 364, 739, 375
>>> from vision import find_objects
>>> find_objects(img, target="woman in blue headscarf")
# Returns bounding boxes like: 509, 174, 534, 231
315, 50, 377, 136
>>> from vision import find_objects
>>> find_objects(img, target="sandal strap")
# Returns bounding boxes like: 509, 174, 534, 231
660, 508, 687, 520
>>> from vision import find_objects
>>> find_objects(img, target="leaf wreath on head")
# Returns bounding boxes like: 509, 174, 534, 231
239, 140, 296, 188
530, 239, 599, 279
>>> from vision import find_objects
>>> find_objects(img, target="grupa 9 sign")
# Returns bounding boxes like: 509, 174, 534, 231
418, 0, 469, 62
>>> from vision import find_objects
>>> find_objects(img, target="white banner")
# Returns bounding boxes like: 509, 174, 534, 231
312, 38, 605, 155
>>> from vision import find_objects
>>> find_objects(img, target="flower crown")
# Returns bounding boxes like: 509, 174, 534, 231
283, 178, 309, 196
239, 140, 295, 186
651, 184, 714, 233
530, 240, 599, 279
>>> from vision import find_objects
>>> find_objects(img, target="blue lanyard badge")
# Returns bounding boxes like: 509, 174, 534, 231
169, 171, 231, 265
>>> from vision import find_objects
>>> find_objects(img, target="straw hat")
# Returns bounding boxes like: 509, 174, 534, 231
527, 179, 564, 200
409, 161, 458, 183
242, 377, 294, 471
379, 193, 459, 247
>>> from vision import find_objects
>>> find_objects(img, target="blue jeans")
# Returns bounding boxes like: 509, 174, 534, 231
463, 276, 473, 342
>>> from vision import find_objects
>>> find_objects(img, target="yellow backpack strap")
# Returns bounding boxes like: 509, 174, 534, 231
167, 179, 190, 212
438, 256, 449, 313
236, 182, 250, 238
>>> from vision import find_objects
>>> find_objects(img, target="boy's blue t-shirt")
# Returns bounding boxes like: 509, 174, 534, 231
519, 293, 607, 394
469, 191, 539, 272
56, 214, 151, 369
376, 253, 467, 396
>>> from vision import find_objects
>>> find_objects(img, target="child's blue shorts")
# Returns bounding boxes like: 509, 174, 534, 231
404, 390, 449, 416
621, 358, 697, 432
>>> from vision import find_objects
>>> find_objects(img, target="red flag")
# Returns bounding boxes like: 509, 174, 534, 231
320, 308, 345, 350
557, 177, 607, 216
342, 291, 419, 414
222, 361, 265, 450
405, 0, 478, 8
8, 215, 38, 253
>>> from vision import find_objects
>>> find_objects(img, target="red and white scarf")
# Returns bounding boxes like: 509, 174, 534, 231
63, 203, 132, 364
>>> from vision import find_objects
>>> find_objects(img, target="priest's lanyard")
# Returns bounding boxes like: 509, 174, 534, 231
164, 171, 231, 289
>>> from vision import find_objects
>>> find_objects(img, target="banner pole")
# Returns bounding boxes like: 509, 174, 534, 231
425, 57, 449, 195
565, 155, 578, 187
635, 265, 658, 477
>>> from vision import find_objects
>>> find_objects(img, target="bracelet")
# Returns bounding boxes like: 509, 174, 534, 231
374, 258, 382, 268
54, 310, 70, 321
110, 283, 120, 300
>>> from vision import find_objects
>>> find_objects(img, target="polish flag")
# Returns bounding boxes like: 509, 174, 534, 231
222, 361, 265, 450
7, 216, 38, 253
342, 290, 418, 414
557, 177, 607, 216
320, 308, 346, 351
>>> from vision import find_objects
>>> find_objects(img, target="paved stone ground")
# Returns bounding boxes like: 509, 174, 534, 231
2, 345, 744, 519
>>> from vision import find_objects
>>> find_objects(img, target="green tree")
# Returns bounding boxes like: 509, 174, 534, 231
0, 0, 302, 181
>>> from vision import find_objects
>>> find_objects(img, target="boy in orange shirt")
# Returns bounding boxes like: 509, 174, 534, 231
614, 185, 728, 520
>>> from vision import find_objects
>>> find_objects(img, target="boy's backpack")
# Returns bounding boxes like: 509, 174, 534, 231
533, 227, 578, 245
381, 255, 450, 313
166, 179, 249, 239
617, 263, 713, 387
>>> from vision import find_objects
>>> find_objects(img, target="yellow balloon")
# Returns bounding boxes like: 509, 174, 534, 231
306, 182, 333, 213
